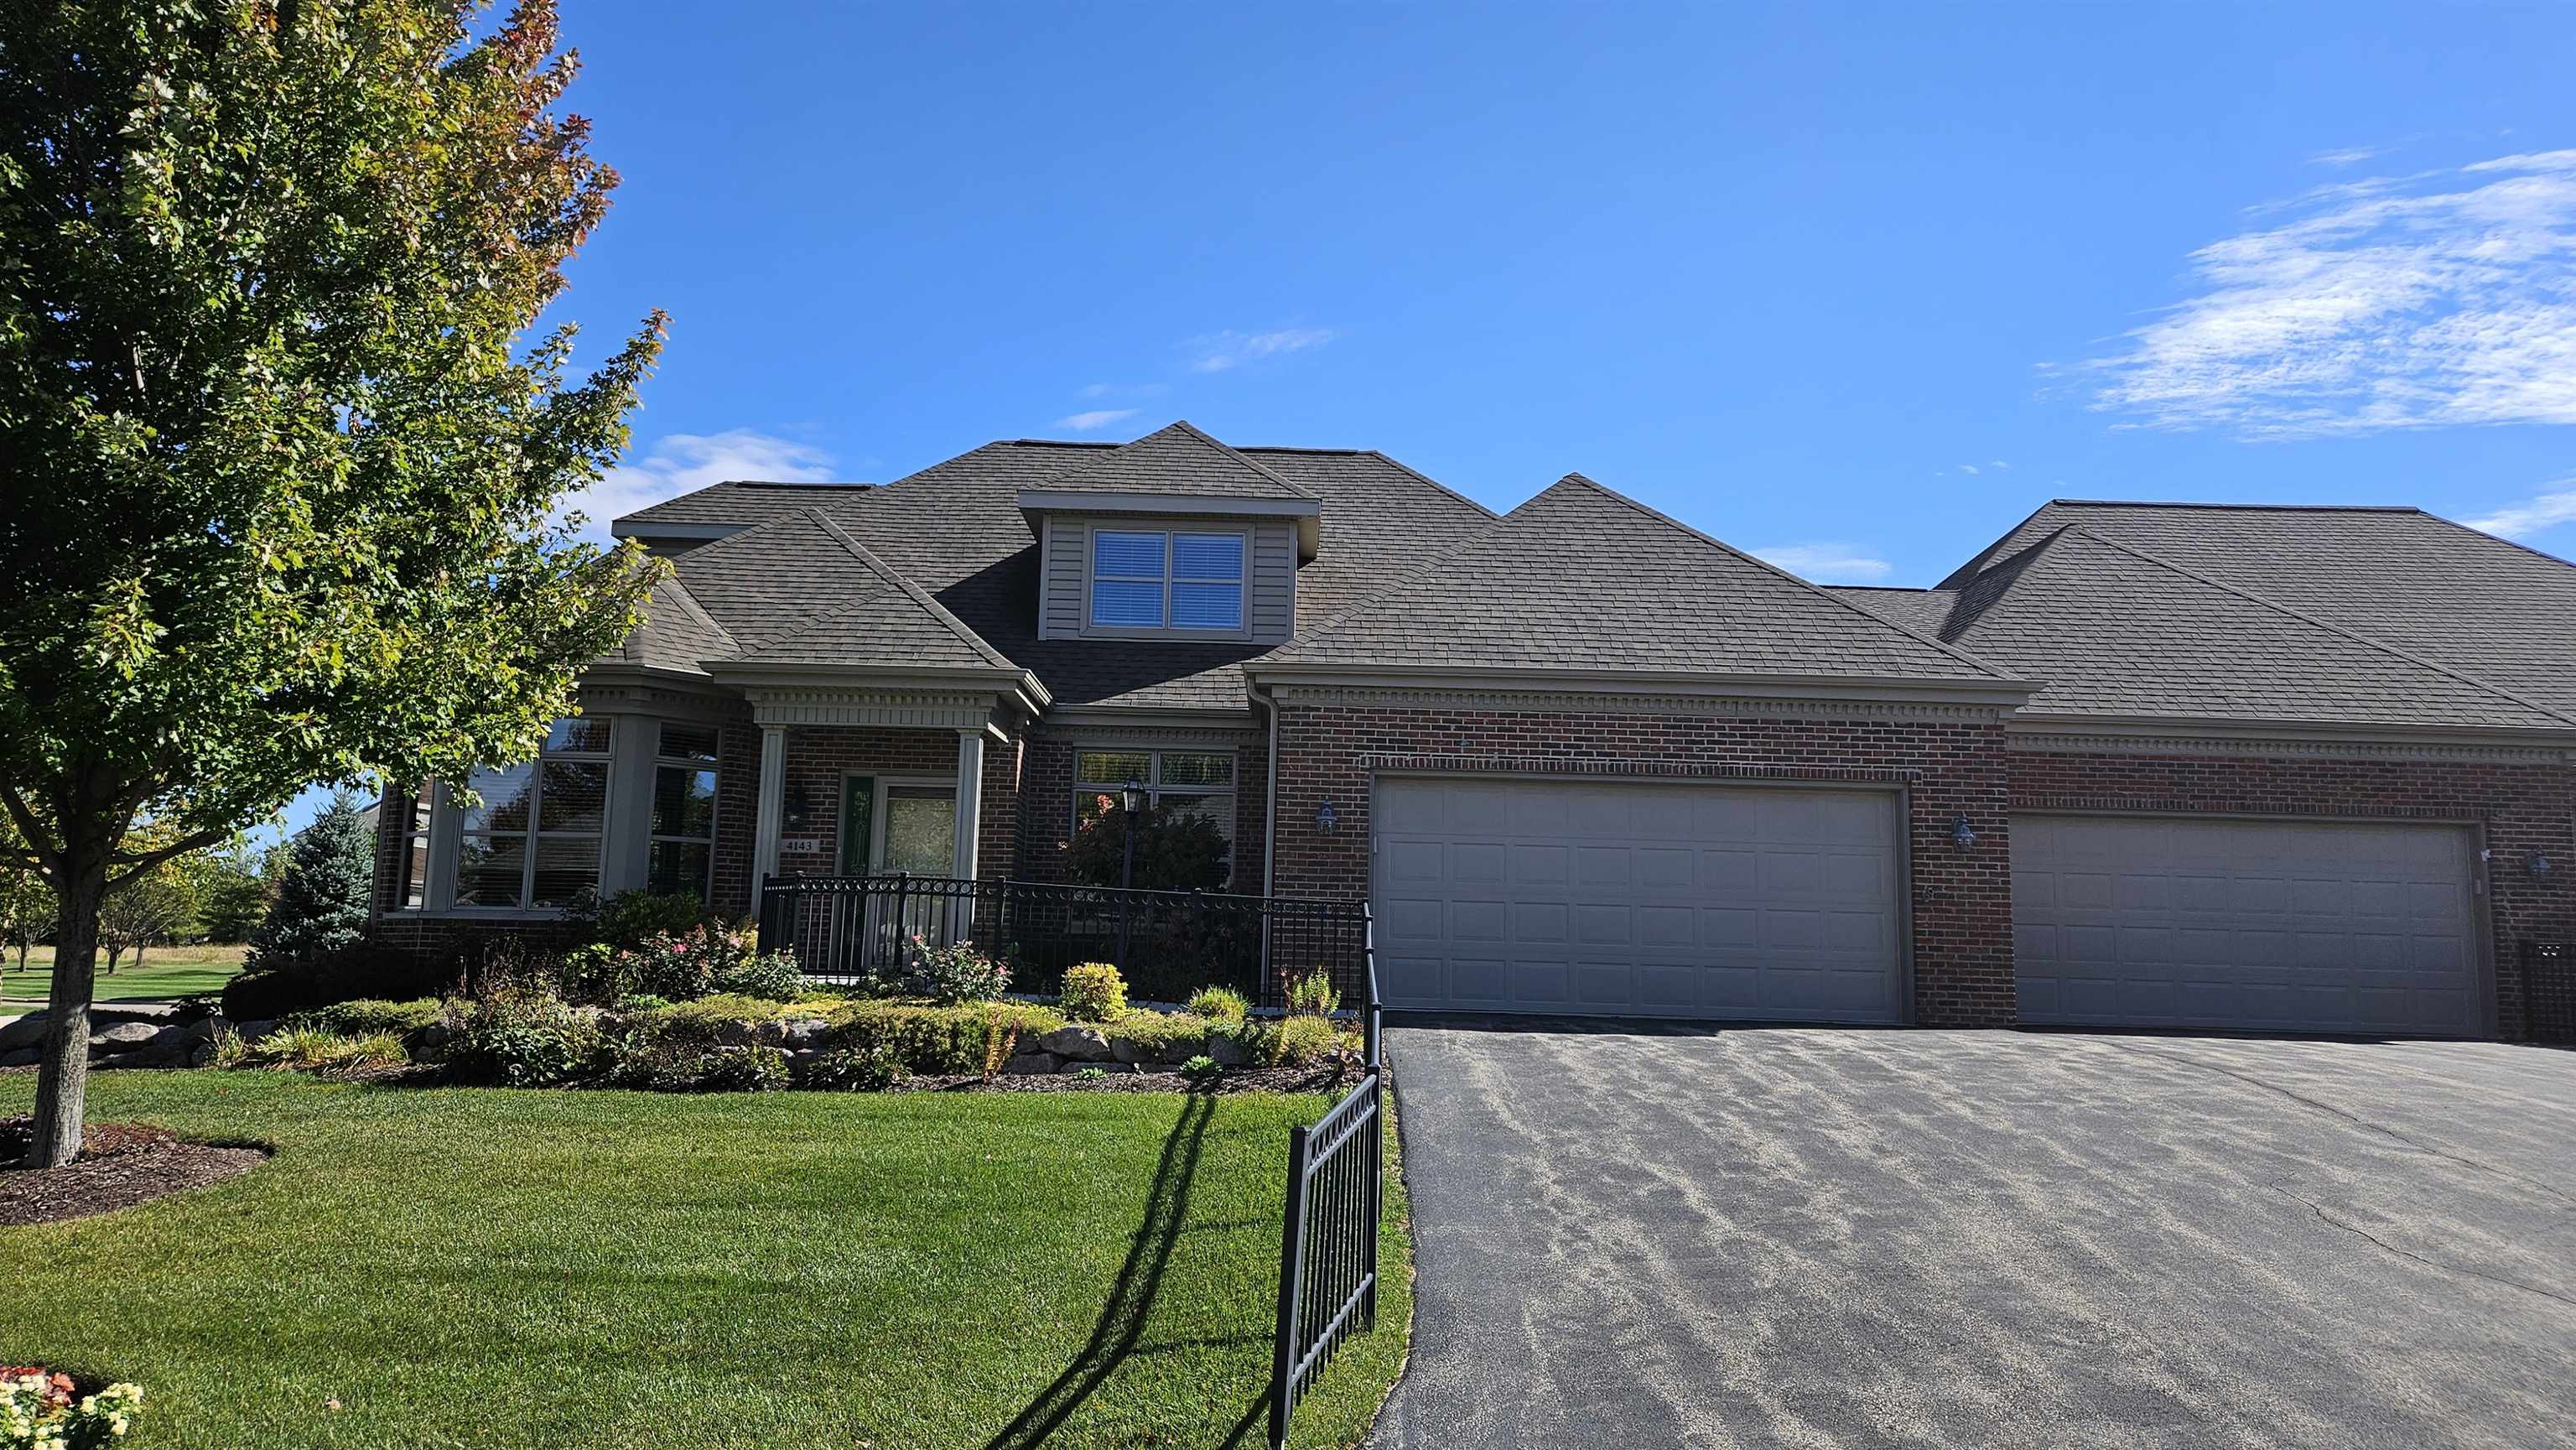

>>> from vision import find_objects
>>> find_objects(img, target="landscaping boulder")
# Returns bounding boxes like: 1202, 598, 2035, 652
233, 1018, 277, 1042
1000, 1052, 1061, 1076
108, 1024, 193, 1068
1037, 1025, 1112, 1062
778, 1019, 829, 1049
92, 1000, 183, 1027
179, 1015, 231, 1044
0, 1012, 47, 1052
1206, 1030, 1252, 1068
91, 1021, 164, 1052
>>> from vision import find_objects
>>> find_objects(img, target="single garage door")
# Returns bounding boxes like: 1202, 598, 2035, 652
1373, 777, 1903, 1021
2012, 814, 2484, 1036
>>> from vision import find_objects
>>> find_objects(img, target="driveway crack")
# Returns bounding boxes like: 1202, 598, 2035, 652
2265, 1179, 2576, 1312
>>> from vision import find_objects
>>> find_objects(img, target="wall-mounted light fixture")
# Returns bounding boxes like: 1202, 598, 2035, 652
1314, 799, 1340, 834
1952, 814, 1977, 850
2531, 852, 2553, 879
784, 783, 816, 830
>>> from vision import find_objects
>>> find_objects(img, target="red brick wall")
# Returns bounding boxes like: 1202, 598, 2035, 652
1270, 700, 2018, 1027
764, 723, 1026, 881
2010, 746, 2576, 1039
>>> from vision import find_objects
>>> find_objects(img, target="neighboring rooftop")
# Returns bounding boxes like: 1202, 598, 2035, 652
1924, 500, 2576, 719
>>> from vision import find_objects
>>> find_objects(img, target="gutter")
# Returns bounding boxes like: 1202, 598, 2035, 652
1254, 686, 1281, 899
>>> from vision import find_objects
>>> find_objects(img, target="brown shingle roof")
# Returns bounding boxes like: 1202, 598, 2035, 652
1265, 474, 2015, 683
1030, 419, 1318, 502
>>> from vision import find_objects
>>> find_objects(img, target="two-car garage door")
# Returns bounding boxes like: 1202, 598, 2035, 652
2012, 814, 2485, 1037
1373, 777, 1903, 1022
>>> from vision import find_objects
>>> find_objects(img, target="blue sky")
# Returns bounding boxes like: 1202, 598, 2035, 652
278, 1, 2576, 838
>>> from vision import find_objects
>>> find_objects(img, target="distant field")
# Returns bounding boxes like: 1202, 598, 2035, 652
0, 943, 248, 1004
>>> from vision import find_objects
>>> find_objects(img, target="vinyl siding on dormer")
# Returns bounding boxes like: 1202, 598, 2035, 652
1036, 512, 1298, 644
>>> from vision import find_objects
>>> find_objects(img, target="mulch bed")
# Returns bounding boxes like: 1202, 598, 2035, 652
0, 1116, 269, 1226
894, 1064, 1367, 1095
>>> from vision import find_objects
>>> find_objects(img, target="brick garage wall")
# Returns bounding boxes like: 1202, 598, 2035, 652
766, 721, 1025, 883
1018, 727, 1270, 889
2011, 746, 2576, 1040
1271, 700, 2018, 1027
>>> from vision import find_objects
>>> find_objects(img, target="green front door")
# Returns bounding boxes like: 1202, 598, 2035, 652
839, 775, 875, 875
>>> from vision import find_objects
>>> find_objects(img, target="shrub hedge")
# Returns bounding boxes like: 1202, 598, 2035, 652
821, 1000, 1064, 1075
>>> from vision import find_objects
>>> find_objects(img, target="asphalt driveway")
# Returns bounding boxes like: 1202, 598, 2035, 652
1370, 1024, 2576, 1450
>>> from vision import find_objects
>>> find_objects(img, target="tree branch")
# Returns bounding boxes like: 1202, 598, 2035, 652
103, 828, 233, 891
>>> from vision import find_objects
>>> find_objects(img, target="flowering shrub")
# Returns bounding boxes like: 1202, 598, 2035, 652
568, 922, 802, 1004
444, 988, 602, 1087
1058, 962, 1126, 1022
906, 937, 1010, 1005
1, 1369, 142, 1450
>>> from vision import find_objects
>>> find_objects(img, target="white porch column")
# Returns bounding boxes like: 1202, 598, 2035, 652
952, 729, 984, 881
752, 724, 787, 888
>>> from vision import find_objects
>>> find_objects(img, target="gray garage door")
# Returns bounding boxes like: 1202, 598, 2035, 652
1372, 777, 1903, 1021
2012, 814, 2483, 1036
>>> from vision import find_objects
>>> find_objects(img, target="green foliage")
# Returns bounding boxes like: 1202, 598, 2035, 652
1185, 986, 1249, 1024
219, 969, 312, 1023
1058, 962, 1127, 1022
644, 992, 793, 1039
1181, 1055, 1220, 1081
1282, 969, 1342, 1016
246, 794, 374, 980
904, 938, 1011, 1005
189, 846, 271, 944
1272, 1015, 1345, 1068
794, 1044, 908, 1092
823, 1000, 1064, 1076
564, 922, 796, 1004
693, 1046, 790, 1094
1108, 1012, 1212, 1061
444, 990, 601, 1088
248, 1024, 343, 1068
1062, 801, 1232, 891
568, 890, 713, 951
289, 998, 444, 1037
0, 0, 662, 1162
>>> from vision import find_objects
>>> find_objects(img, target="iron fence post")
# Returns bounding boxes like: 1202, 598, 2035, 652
1268, 1124, 1312, 1450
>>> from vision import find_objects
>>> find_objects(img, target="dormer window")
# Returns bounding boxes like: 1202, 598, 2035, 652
1088, 528, 1245, 631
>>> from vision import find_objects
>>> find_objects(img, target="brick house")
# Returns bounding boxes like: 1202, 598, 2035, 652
370, 421, 2576, 1039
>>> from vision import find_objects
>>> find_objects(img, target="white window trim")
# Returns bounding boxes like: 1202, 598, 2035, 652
1079, 523, 1251, 640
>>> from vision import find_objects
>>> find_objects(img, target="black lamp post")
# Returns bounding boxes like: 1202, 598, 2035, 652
1116, 778, 1144, 969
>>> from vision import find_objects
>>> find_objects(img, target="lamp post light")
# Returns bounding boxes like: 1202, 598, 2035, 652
1116, 778, 1144, 970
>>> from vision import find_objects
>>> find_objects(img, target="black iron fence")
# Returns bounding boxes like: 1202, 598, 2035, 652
2522, 941, 2574, 1045
753, 873, 1370, 1010
1267, 942, 1384, 1449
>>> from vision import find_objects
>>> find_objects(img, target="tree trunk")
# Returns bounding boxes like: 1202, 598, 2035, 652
133, 938, 150, 972
32, 861, 107, 1168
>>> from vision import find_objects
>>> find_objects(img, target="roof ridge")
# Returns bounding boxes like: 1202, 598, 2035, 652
2046, 498, 2425, 514
1549, 473, 2018, 682
1358, 449, 1502, 520
1034, 419, 1322, 502
2064, 527, 2576, 725
802, 509, 1021, 672
2418, 508, 2576, 572
1166, 419, 1322, 502
653, 572, 739, 653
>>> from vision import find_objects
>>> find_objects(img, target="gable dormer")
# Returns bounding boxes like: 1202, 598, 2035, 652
1018, 421, 1320, 643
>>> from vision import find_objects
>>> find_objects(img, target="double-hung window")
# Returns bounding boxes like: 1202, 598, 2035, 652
648, 723, 720, 901
455, 718, 611, 908
1088, 529, 1244, 631
1072, 749, 1239, 884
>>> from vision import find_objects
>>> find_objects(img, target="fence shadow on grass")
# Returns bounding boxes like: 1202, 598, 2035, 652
982, 1091, 1218, 1450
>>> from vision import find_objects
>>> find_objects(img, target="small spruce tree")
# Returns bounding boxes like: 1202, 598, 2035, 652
247, 794, 377, 980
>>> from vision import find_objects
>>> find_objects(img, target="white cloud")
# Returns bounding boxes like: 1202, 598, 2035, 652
1056, 408, 1140, 432
558, 429, 835, 545
2464, 476, 2576, 538
1956, 463, 1981, 476
2085, 147, 2576, 437
1990, 460, 2012, 470
2309, 145, 2384, 168
1753, 543, 1893, 584
1190, 326, 1336, 373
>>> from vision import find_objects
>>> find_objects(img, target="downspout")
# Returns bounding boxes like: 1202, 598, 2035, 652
1255, 685, 1280, 899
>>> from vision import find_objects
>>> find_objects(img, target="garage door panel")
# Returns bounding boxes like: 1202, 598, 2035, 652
2013, 814, 2480, 1037
1374, 777, 1901, 1022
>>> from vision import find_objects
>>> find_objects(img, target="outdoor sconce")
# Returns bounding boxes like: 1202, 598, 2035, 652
784, 783, 816, 830
1952, 814, 1977, 850
1314, 799, 1340, 834
1119, 779, 1145, 817
2532, 852, 2553, 880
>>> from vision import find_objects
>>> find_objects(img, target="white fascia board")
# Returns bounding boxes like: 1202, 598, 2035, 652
1241, 662, 2038, 707
1015, 490, 1322, 559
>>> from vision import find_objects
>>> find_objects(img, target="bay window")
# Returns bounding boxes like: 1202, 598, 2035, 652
647, 723, 720, 900
454, 718, 613, 910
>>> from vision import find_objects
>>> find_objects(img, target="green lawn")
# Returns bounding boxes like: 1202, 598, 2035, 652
0, 1071, 1410, 1450
0, 944, 248, 1004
